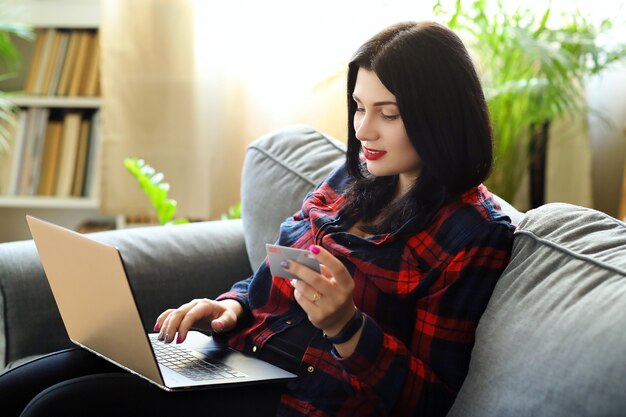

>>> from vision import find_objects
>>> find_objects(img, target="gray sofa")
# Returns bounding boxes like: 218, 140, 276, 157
1, 125, 625, 416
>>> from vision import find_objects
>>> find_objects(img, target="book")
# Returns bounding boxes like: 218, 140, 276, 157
37, 117, 64, 196
56, 31, 81, 96
0, 115, 21, 195
24, 28, 47, 94
0, 147, 11, 195
55, 111, 83, 196
71, 116, 91, 196
47, 31, 71, 96
83, 110, 101, 197
81, 31, 100, 97
17, 108, 49, 195
6, 110, 28, 195
40, 30, 63, 95
31, 28, 56, 95
67, 31, 92, 97
25, 108, 51, 195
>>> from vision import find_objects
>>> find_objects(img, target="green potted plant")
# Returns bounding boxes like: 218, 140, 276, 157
433, 0, 626, 207
0, 17, 32, 153
124, 158, 189, 225
125, 158, 242, 225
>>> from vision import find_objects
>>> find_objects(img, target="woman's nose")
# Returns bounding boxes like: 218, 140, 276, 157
355, 115, 377, 142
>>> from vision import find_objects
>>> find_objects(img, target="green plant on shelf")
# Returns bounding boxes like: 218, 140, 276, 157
124, 158, 189, 225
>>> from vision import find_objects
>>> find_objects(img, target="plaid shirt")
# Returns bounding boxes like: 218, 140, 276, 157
218, 164, 514, 417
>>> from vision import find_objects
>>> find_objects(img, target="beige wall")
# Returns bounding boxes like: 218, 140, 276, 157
587, 61, 626, 219
98, 0, 626, 220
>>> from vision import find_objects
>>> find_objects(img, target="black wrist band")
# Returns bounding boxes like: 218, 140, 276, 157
323, 308, 364, 344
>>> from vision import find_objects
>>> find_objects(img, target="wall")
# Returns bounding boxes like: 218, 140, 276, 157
587, 60, 626, 218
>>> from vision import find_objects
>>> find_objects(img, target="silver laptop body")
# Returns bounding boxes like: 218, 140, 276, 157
26, 215, 296, 391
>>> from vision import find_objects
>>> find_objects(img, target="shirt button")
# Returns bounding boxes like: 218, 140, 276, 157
307, 366, 314, 373
285, 320, 293, 325
252, 346, 258, 353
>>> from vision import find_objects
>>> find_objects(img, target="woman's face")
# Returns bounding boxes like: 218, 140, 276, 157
352, 68, 422, 194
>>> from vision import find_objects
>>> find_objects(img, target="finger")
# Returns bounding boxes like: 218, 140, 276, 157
291, 279, 323, 305
160, 300, 196, 343
211, 307, 238, 333
285, 259, 331, 294
292, 288, 319, 312
154, 309, 175, 332
319, 264, 334, 280
176, 302, 214, 343
157, 308, 180, 341
308, 245, 352, 286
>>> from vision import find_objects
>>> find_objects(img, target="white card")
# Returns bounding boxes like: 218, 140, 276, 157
266, 243, 321, 280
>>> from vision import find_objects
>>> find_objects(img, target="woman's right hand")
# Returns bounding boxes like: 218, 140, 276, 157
154, 298, 243, 344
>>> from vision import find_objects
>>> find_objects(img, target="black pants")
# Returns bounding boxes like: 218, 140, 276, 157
0, 348, 283, 417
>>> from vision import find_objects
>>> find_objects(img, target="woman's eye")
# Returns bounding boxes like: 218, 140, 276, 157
382, 114, 400, 121
355, 107, 365, 113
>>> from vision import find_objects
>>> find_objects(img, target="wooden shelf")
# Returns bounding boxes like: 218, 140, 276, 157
0, 196, 99, 209
0, 0, 105, 243
7, 95, 101, 109
4, 0, 99, 29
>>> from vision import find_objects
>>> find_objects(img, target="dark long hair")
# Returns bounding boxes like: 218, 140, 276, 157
344, 21, 493, 234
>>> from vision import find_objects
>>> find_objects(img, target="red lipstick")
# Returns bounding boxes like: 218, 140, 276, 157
363, 146, 387, 161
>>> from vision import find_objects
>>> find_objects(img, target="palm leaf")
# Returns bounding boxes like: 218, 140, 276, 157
433, 0, 626, 202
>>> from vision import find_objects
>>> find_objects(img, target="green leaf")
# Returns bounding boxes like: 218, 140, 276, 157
433, 0, 626, 202
157, 199, 176, 225
167, 218, 190, 225
124, 158, 188, 225
220, 202, 242, 220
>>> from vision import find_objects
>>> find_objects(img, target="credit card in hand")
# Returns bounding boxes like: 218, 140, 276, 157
266, 243, 321, 280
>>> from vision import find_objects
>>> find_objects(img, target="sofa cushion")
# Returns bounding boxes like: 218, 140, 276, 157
241, 125, 346, 271
448, 203, 626, 417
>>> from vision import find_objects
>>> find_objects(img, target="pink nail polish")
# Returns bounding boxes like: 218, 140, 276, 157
309, 245, 320, 255
214, 321, 225, 332
176, 334, 182, 344
153, 323, 161, 331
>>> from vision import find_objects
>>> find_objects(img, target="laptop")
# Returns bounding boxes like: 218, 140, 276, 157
26, 215, 297, 391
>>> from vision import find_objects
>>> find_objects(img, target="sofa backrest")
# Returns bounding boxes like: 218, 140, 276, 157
240, 125, 346, 271
448, 203, 626, 417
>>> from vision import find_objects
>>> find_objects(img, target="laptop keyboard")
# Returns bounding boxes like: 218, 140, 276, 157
149, 335, 247, 381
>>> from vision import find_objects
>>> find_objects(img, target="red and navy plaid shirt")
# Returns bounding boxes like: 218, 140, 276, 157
218, 163, 514, 416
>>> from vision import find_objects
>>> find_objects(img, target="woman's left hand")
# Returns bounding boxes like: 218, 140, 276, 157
285, 245, 356, 338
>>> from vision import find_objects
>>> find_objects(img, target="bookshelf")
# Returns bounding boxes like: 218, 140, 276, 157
0, 0, 114, 242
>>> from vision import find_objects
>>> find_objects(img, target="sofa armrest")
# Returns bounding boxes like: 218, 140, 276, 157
0, 219, 252, 369
448, 204, 626, 417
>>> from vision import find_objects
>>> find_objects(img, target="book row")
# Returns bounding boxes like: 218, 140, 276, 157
25, 28, 100, 97
0, 108, 101, 198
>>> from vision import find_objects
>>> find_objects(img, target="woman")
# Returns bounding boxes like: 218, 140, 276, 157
157, 20, 514, 416
2, 21, 514, 417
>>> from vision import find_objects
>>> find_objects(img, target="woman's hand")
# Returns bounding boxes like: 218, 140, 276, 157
286, 245, 357, 341
154, 298, 243, 344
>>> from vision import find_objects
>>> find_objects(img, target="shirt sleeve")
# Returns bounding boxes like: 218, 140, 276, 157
333, 221, 514, 416
216, 164, 350, 310
215, 276, 253, 315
